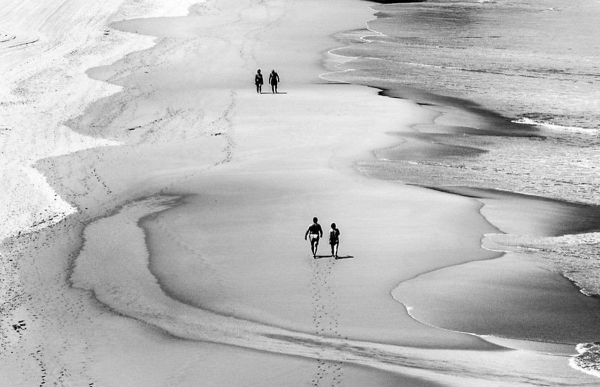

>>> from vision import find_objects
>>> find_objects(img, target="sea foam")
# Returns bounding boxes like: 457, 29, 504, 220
571, 343, 600, 378
483, 232, 600, 297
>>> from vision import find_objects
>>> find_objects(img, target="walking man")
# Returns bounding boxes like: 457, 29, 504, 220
269, 69, 280, 94
255, 69, 263, 93
304, 217, 323, 258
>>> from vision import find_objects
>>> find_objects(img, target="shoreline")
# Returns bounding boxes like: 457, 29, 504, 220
326, 9, 600, 298
322, 8, 600, 377
357, 72, 600, 371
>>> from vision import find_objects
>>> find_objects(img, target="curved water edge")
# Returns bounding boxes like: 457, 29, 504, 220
69, 195, 590, 386
392, 254, 600, 378
390, 190, 600, 379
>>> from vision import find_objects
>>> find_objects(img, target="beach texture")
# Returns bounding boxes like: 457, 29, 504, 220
1, 0, 600, 385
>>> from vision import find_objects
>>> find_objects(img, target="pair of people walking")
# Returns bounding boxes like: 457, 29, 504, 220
255, 69, 280, 94
304, 217, 340, 258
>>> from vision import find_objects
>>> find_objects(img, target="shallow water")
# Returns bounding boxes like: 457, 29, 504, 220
327, 0, 600, 206
324, 0, 600, 379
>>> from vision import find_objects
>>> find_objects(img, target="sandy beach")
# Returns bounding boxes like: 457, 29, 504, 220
1, 0, 600, 385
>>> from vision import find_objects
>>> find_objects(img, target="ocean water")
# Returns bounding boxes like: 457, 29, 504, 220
327, 0, 600, 200
342, 0, 600, 129
324, 0, 600, 379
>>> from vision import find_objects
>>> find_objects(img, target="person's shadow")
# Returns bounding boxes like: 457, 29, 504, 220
313, 255, 354, 260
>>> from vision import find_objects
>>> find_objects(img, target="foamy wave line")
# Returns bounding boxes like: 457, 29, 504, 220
570, 342, 600, 378
361, 25, 386, 43
320, 13, 386, 81
513, 118, 600, 134
482, 232, 600, 297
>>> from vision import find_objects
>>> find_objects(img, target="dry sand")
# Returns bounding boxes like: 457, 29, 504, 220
1, 0, 599, 386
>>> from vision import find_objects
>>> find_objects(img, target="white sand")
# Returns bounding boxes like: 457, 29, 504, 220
1, 0, 599, 386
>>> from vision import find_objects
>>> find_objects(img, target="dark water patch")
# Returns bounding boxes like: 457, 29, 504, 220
376, 132, 488, 162
395, 255, 600, 346
423, 186, 600, 236
379, 87, 540, 136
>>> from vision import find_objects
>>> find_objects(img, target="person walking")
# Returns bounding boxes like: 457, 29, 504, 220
329, 223, 340, 258
255, 69, 263, 93
269, 69, 280, 94
304, 217, 323, 258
